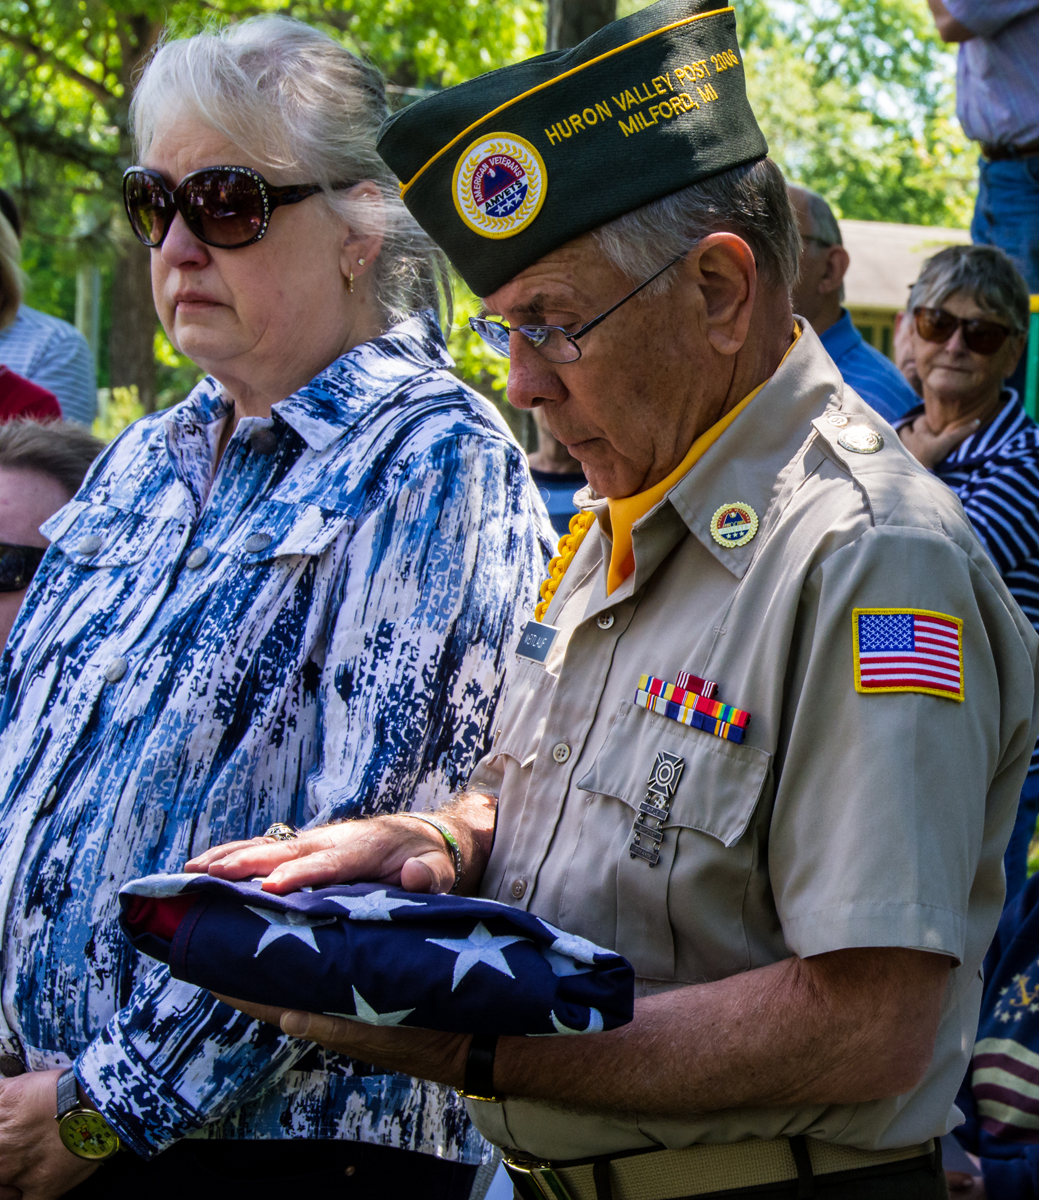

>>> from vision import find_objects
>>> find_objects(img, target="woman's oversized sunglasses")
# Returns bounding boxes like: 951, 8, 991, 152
122, 165, 354, 250
913, 306, 1017, 357
0, 543, 45, 593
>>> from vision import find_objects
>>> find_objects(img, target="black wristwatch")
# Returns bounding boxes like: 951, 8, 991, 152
55, 1068, 120, 1161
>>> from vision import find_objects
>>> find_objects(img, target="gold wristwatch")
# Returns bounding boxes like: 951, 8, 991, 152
55, 1069, 120, 1161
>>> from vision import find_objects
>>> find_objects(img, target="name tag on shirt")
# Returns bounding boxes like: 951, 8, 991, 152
516, 620, 559, 663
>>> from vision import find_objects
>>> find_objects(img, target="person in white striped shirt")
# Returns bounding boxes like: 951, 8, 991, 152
898, 244, 1037, 898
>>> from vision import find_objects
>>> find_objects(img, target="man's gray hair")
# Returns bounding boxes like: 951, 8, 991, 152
592, 158, 801, 297
131, 17, 450, 326
908, 244, 1029, 333
793, 186, 842, 248
0, 420, 105, 497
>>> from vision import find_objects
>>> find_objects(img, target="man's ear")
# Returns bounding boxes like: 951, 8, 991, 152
818, 245, 850, 296
337, 182, 386, 288
687, 232, 757, 356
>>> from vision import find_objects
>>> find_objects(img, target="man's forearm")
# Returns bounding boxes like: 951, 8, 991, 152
427, 790, 497, 893
494, 947, 950, 1117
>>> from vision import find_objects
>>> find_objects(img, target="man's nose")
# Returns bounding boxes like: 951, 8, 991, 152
506, 335, 568, 410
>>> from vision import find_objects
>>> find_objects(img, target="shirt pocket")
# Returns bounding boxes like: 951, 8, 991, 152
575, 699, 771, 981
45, 500, 178, 567
224, 500, 355, 565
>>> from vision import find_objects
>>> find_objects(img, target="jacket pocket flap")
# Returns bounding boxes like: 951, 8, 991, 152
46, 501, 176, 567
575, 699, 771, 847
227, 501, 354, 562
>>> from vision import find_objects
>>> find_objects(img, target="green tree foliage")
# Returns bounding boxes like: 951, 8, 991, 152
1, 0, 971, 434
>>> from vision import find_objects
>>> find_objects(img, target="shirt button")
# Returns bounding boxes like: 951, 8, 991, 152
185, 547, 209, 570
77, 535, 103, 557
250, 428, 279, 455
511, 878, 527, 899
104, 657, 128, 683
597, 613, 615, 629
551, 742, 571, 764
244, 532, 273, 554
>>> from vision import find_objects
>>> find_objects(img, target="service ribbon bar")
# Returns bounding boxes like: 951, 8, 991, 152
635, 674, 749, 744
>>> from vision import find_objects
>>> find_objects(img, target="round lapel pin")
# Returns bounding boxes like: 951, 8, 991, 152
710, 502, 759, 549
837, 427, 884, 454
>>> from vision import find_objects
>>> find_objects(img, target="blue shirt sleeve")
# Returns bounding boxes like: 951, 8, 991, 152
945, 0, 1039, 38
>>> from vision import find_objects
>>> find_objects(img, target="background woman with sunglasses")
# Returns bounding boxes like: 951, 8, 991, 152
898, 243, 1035, 899
0, 17, 550, 1200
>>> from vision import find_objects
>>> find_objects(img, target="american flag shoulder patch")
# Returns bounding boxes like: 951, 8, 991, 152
852, 607, 964, 702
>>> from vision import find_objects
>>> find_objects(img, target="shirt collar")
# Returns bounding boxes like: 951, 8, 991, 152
576, 320, 841, 586
897, 388, 1030, 468
164, 309, 452, 457
818, 309, 859, 360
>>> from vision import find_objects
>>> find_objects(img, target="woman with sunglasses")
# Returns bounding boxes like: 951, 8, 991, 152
897, 243, 1035, 898
0, 17, 550, 1200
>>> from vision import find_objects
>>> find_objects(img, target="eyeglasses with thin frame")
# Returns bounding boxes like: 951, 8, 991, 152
123, 165, 355, 250
0, 543, 45, 593
913, 306, 1016, 356
468, 250, 691, 364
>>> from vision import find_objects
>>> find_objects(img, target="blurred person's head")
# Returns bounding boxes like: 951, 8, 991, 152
0, 212, 23, 332
0, 421, 104, 647
126, 17, 449, 415
893, 311, 922, 396
788, 185, 849, 336
0, 189, 21, 240
907, 245, 1028, 427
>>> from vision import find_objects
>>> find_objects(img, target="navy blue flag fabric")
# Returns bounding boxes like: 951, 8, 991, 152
119, 874, 634, 1037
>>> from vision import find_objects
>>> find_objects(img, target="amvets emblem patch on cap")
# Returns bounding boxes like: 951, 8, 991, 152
453, 134, 547, 239
710, 502, 758, 549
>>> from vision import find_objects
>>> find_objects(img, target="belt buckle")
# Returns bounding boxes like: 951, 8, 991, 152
501, 1151, 577, 1200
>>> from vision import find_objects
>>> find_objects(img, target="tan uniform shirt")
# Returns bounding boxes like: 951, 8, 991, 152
467, 323, 1039, 1160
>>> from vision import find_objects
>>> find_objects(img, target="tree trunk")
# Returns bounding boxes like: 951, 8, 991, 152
546, 0, 618, 50
107, 234, 157, 413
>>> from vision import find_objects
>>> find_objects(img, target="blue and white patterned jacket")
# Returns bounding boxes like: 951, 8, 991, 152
0, 312, 553, 1162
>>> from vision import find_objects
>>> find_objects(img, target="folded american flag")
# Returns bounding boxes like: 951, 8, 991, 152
119, 874, 634, 1037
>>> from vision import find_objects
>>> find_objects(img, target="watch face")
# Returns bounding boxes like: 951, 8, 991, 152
58, 1110, 120, 1160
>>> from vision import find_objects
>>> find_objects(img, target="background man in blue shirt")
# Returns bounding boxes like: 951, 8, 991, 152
789, 185, 919, 425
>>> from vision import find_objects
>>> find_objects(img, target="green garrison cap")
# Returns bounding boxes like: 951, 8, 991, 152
377, 0, 767, 297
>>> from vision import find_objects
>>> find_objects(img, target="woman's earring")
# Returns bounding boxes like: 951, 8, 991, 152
358, 257, 366, 267
348, 269, 354, 294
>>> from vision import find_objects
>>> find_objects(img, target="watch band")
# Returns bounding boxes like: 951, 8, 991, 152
401, 813, 463, 892
460, 1032, 501, 1103
56, 1067, 80, 1118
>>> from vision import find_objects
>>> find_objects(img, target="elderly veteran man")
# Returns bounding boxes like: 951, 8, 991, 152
193, 2, 1039, 1198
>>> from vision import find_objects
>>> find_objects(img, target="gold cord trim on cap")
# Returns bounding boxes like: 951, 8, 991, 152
399, 7, 734, 198
535, 509, 596, 622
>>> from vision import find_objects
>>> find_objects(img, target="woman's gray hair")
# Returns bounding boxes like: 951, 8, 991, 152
908, 244, 1029, 333
0, 213, 24, 332
130, 17, 450, 327
592, 157, 801, 298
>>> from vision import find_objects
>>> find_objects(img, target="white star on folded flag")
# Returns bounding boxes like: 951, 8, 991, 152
326, 986, 415, 1027
426, 921, 526, 990
327, 890, 426, 921
245, 906, 334, 956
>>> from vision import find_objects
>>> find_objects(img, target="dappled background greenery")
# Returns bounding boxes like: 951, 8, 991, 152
0, 0, 972, 434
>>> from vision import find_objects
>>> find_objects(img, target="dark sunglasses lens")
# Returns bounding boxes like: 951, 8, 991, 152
124, 173, 171, 247
0, 545, 45, 592
914, 308, 957, 344
183, 169, 266, 247
963, 321, 1012, 355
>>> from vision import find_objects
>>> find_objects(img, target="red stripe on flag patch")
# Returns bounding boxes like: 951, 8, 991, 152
853, 608, 964, 701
